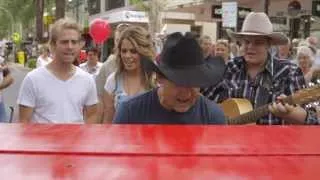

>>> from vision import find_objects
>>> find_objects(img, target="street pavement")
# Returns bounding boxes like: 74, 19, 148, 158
3, 63, 30, 122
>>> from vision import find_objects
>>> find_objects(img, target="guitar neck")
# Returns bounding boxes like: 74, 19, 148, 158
228, 96, 294, 124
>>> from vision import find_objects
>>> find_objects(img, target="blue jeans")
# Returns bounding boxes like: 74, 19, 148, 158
0, 102, 7, 123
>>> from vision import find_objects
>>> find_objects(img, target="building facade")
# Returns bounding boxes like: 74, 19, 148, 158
88, 0, 318, 58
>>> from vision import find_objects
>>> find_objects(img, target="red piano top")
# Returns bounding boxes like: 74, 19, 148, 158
0, 124, 319, 179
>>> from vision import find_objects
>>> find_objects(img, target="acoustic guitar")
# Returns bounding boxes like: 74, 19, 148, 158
220, 85, 320, 124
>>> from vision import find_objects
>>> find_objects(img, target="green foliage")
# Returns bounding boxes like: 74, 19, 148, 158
0, 0, 56, 38
129, 0, 149, 11
129, 0, 141, 5
0, 0, 35, 37
3, 0, 35, 23
27, 58, 37, 69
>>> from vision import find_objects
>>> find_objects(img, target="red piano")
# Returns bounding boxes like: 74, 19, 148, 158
0, 124, 319, 179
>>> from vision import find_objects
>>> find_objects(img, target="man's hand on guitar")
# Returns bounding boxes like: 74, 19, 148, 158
268, 94, 307, 124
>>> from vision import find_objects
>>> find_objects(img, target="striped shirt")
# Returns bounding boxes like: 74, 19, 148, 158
202, 55, 318, 125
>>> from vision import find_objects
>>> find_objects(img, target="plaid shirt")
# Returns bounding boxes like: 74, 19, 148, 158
202, 56, 318, 125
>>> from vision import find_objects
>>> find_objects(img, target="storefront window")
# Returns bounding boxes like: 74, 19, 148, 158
88, 0, 100, 15
106, 0, 125, 11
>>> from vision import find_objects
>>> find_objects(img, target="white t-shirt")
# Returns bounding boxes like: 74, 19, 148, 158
17, 66, 98, 123
36, 56, 52, 68
79, 61, 103, 79
95, 54, 117, 96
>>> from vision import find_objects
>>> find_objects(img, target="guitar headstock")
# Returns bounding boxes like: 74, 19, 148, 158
291, 84, 320, 105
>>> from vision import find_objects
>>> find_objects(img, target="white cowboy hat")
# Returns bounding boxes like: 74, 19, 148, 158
227, 12, 288, 45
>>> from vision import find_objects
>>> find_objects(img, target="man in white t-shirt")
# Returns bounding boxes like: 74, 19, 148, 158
79, 47, 102, 79
17, 18, 98, 124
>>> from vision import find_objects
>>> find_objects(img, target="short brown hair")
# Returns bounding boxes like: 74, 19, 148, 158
86, 47, 100, 58
49, 18, 81, 48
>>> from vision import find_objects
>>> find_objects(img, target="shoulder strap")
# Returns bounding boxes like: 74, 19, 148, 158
112, 73, 120, 94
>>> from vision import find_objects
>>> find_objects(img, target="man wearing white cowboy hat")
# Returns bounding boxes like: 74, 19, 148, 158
202, 12, 318, 125
113, 32, 226, 124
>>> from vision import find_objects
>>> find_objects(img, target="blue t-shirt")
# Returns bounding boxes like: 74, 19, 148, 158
113, 89, 225, 124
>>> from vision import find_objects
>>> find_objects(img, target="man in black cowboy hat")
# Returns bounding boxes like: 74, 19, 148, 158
202, 12, 318, 125
113, 32, 226, 124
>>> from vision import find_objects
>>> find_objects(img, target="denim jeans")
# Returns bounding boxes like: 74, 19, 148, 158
0, 102, 7, 123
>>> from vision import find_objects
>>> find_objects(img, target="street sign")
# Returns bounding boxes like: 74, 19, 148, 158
43, 15, 55, 25
212, 5, 250, 20
12, 32, 21, 44
212, 5, 222, 19
222, 2, 238, 28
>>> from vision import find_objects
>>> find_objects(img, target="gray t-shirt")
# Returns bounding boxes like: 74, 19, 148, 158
113, 89, 225, 124
95, 54, 117, 96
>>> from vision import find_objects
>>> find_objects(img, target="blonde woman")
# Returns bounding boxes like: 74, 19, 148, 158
95, 23, 129, 123
103, 26, 155, 123
215, 39, 230, 64
296, 46, 315, 84
36, 45, 52, 68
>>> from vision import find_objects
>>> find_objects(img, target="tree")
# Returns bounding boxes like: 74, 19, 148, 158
55, 0, 66, 20
0, 0, 56, 41
0, 0, 36, 38
33, 0, 55, 42
148, 0, 166, 37
35, 0, 45, 42
130, 0, 167, 38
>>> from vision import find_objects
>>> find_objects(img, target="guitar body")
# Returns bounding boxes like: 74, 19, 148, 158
220, 98, 253, 119
219, 85, 320, 124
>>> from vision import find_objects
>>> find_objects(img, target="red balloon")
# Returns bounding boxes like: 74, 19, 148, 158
89, 18, 112, 44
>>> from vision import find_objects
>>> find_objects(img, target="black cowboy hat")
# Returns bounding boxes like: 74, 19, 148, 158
142, 32, 226, 87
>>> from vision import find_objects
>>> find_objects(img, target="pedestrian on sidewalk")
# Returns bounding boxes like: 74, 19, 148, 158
79, 47, 103, 79
36, 45, 52, 68
0, 58, 14, 122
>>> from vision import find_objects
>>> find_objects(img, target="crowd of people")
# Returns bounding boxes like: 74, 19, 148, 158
202, 12, 320, 124
6, 11, 319, 125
